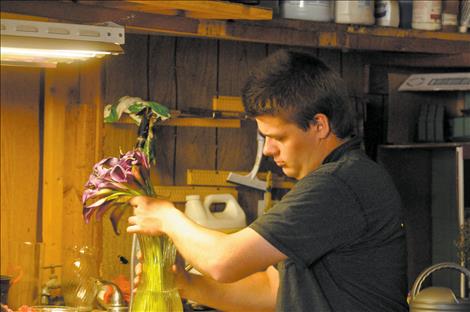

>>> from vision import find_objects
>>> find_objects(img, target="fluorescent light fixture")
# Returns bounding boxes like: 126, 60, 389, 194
399, 73, 470, 92
1, 19, 125, 68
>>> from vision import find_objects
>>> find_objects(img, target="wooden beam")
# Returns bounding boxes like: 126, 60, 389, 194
153, 185, 238, 202
187, 169, 295, 189
42, 67, 68, 279
363, 52, 470, 68
212, 96, 244, 112
162, 117, 240, 128
116, 114, 241, 128
78, 1, 179, 16
128, 0, 272, 20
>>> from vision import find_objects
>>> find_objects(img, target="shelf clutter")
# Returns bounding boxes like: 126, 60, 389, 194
2, 0, 469, 54
114, 96, 246, 128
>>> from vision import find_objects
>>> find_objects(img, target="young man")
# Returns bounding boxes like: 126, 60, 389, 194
127, 50, 408, 311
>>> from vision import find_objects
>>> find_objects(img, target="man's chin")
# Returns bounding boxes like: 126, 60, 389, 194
282, 167, 298, 179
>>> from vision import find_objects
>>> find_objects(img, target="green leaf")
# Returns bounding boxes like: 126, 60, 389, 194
128, 103, 145, 114
146, 101, 171, 119
104, 105, 119, 123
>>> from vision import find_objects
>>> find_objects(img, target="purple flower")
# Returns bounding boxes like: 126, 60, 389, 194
82, 149, 155, 234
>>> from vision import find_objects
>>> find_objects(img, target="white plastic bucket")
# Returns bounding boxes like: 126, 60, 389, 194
412, 0, 442, 31
335, 0, 375, 25
281, 0, 334, 22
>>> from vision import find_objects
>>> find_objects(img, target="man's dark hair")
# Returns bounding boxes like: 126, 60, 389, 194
242, 50, 354, 139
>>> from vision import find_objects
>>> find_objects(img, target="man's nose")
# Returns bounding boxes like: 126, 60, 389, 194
263, 137, 275, 156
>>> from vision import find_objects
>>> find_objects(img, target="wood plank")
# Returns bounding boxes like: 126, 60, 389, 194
79, 1, 179, 16
101, 34, 149, 281
212, 96, 244, 112
163, 118, 240, 128
57, 59, 103, 281
114, 111, 241, 128
0, 67, 41, 276
148, 36, 177, 186
154, 185, 238, 203
187, 169, 295, 189
341, 51, 366, 97
42, 66, 68, 276
318, 49, 341, 74
128, 0, 272, 20
363, 52, 470, 68
174, 38, 218, 185
346, 24, 470, 42
218, 41, 267, 223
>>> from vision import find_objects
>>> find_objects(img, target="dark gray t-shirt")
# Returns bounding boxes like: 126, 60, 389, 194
250, 138, 408, 311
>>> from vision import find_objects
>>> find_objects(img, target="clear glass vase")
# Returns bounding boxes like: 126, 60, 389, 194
62, 246, 98, 312
130, 234, 182, 312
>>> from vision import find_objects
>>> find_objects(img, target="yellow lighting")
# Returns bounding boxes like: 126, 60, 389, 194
1, 19, 124, 68
2, 47, 111, 58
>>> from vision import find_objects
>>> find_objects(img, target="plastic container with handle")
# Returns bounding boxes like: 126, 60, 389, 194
185, 194, 246, 233
409, 262, 470, 311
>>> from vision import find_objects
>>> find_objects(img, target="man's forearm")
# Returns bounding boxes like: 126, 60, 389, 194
182, 267, 277, 312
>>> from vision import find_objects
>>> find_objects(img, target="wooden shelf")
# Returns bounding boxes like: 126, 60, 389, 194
379, 143, 470, 159
154, 185, 238, 203
2, 1, 469, 54
380, 143, 470, 149
85, 0, 273, 20
187, 169, 295, 189
116, 114, 242, 128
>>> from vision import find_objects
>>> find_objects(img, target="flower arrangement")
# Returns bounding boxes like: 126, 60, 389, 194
82, 97, 182, 311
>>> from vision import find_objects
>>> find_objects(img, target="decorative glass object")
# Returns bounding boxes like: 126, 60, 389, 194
61, 246, 98, 311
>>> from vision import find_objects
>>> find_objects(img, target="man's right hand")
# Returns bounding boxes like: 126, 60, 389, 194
133, 251, 192, 298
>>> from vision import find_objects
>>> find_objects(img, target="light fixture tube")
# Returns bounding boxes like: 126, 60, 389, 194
1, 19, 125, 68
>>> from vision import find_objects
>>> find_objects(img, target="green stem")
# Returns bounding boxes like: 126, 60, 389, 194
131, 234, 182, 312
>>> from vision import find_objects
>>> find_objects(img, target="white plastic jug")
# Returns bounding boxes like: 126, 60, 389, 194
412, 0, 442, 31
335, 0, 376, 25
185, 194, 246, 233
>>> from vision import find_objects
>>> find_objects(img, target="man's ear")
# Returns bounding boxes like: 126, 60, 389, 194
312, 113, 331, 139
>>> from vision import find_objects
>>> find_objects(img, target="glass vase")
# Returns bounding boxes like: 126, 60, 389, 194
130, 234, 182, 312
62, 246, 98, 311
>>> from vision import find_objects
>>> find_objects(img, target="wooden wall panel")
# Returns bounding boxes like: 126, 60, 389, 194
342, 51, 366, 97
42, 65, 73, 274
218, 41, 266, 223
101, 34, 149, 280
61, 60, 104, 263
148, 36, 177, 186
0, 67, 41, 274
174, 38, 218, 185
318, 49, 341, 73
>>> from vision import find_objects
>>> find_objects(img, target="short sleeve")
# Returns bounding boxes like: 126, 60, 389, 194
249, 173, 367, 266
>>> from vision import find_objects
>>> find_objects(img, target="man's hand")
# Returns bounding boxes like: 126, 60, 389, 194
132, 251, 192, 298
127, 196, 179, 236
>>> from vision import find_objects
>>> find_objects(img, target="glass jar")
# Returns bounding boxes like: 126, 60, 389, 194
4, 241, 43, 309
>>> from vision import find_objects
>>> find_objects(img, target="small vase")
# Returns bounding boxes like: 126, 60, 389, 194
62, 246, 98, 312
130, 234, 182, 312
